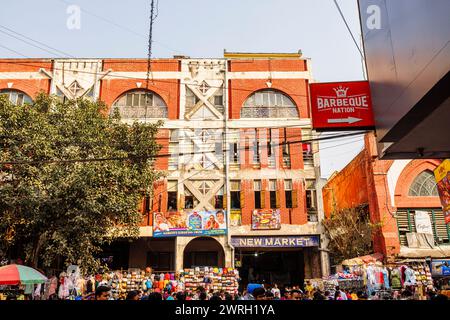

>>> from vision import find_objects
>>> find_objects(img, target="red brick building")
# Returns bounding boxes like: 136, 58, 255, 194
322, 133, 449, 265
0, 52, 328, 285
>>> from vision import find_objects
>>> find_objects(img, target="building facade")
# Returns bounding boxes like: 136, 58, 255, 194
322, 133, 449, 264
0, 52, 329, 285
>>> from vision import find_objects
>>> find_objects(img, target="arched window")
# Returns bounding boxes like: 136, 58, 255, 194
111, 90, 168, 119
408, 170, 439, 196
241, 89, 299, 118
0, 89, 32, 106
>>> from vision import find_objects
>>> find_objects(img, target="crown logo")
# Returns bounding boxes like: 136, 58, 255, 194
333, 86, 349, 98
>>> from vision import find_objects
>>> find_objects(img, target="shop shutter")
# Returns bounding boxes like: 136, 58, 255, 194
292, 190, 298, 208
222, 194, 227, 210
432, 209, 449, 244
395, 209, 410, 246
240, 191, 245, 209
275, 190, 281, 208
260, 190, 266, 209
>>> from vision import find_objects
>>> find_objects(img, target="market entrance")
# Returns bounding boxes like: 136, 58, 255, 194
236, 248, 305, 288
183, 237, 225, 268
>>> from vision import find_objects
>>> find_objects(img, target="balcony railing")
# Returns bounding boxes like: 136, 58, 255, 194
240, 107, 299, 118
112, 106, 168, 119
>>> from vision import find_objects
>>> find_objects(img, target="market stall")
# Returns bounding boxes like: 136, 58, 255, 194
0, 264, 48, 300
182, 267, 239, 295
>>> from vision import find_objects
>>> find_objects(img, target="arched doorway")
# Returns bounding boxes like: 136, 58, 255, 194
183, 237, 225, 268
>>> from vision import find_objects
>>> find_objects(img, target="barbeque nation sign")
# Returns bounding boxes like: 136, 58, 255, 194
310, 81, 375, 130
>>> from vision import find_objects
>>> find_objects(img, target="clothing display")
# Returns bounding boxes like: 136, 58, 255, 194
390, 268, 401, 289
182, 267, 239, 295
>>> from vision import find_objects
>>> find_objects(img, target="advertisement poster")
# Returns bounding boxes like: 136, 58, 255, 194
431, 260, 450, 276
414, 210, 433, 235
153, 210, 227, 237
434, 159, 450, 224
229, 210, 242, 227
251, 209, 281, 230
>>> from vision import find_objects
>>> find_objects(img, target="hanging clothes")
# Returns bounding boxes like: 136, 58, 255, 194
390, 268, 401, 289
382, 268, 390, 289
404, 267, 417, 286
400, 265, 407, 287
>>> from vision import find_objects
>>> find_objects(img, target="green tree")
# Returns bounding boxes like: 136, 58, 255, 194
322, 205, 382, 264
0, 93, 162, 272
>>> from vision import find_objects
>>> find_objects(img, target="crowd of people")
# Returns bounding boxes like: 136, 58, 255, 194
77, 281, 449, 301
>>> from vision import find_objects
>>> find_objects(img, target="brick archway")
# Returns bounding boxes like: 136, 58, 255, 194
394, 159, 442, 208
0, 86, 36, 101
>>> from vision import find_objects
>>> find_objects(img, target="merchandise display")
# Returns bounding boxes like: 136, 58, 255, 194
182, 267, 239, 295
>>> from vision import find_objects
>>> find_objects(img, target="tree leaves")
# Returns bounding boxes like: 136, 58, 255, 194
0, 93, 162, 273
322, 204, 380, 264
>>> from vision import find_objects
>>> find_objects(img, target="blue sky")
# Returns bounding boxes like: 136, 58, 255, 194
0, 0, 365, 178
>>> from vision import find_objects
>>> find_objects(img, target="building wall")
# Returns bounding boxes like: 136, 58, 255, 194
322, 150, 368, 218
322, 132, 445, 259
0, 59, 52, 98
0, 55, 326, 274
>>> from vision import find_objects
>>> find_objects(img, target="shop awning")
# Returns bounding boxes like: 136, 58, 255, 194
341, 253, 384, 266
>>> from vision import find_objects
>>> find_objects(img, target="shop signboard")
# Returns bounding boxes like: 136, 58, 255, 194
434, 159, 450, 224
431, 260, 450, 276
414, 210, 433, 235
153, 210, 227, 237
310, 81, 375, 131
231, 236, 319, 248
251, 209, 281, 230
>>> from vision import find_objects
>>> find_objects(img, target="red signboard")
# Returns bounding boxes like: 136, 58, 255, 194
310, 81, 375, 130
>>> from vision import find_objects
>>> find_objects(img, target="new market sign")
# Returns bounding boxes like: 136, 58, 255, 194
310, 81, 375, 131
231, 236, 319, 248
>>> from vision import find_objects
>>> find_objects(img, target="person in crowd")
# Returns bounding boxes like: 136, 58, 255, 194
281, 288, 291, 300
126, 290, 140, 301
357, 291, 367, 300
265, 290, 274, 300
335, 286, 347, 300
304, 281, 314, 298
345, 290, 352, 300
432, 291, 449, 301
335, 291, 344, 300
166, 292, 176, 300
199, 292, 208, 300
244, 284, 262, 300
252, 287, 266, 300
95, 286, 111, 300
324, 290, 333, 300
147, 291, 163, 301
290, 289, 302, 300
209, 293, 222, 301
224, 293, 233, 301
271, 283, 280, 298
369, 292, 379, 300
313, 290, 325, 300
176, 292, 186, 301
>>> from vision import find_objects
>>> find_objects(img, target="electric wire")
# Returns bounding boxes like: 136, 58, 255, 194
0, 44, 29, 58
0, 24, 75, 58
0, 29, 67, 58
0, 132, 367, 166
332, 0, 364, 60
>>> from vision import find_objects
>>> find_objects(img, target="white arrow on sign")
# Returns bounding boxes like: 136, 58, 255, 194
327, 117, 362, 124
